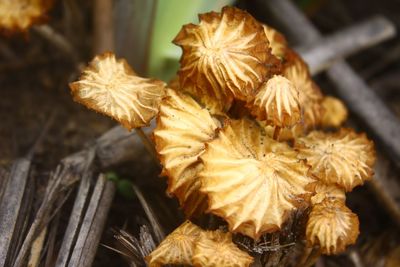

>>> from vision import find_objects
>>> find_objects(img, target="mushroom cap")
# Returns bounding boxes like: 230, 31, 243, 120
283, 52, 323, 128
311, 182, 346, 205
153, 89, 219, 217
169, 76, 232, 115
192, 230, 253, 267
321, 96, 348, 128
70, 52, 166, 130
199, 118, 315, 239
0, 0, 52, 32
306, 199, 359, 255
262, 25, 288, 60
146, 220, 203, 267
295, 129, 376, 191
249, 75, 301, 128
173, 6, 274, 101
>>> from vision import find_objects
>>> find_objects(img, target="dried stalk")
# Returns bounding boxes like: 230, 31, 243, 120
67, 174, 115, 267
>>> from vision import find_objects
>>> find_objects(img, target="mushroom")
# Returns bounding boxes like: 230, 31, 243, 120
306, 198, 359, 255
295, 129, 375, 191
169, 75, 231, 115
0, 0, 52, 32
192, 230, 254, 267
70, 52, 166, 159
153, 89, 219, 217
248, 75, 301, 139
262, 25, 288, 60
200, 118, 315, 239
311, 182, 346, 205
173, 6, 275, 102
283, 52, 324, 130
146, 220, 203, 267
321, 96, 348, 128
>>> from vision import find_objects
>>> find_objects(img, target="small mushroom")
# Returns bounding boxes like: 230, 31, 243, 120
321, 96, 348, 128
306, 198, 359, 255
249, 75, 301, 129
200, 118, 315, 239
146, 220, 203, 267
283, 52, 323, 129
169, 76, 232, 115
0, 0, 52, 32
70, 52, 166, 130
311, 182, 346, 205
153, 89, 219, 217
295, 129, 376, 191
262, 25, 288, 60
173, 6, 274, 101
192, 230, 253, 267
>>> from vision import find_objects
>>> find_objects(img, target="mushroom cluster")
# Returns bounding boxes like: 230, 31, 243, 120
146, 221, 253, 267
70, 6, 376, 266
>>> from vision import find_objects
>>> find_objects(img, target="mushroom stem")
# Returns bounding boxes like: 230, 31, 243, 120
273, 126, 281, 140
134, 128, 159, 164
299, 247, 321, 267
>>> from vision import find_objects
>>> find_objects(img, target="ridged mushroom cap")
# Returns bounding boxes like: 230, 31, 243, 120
249, 75, 301, 128
306, 199, 359, 255
153, 89, 219, 217
283, 52, 323, 128
169, 76, 232, 115
0, 0, 52, 32
262, 25, 288, 60
321, 96, 348, 128
146, 220, 203, 267
295, 129, 375, 191
174, 6, 274, 101
70, 52, 166, 130
192, 230, 253, 267
311, 182, 346, 205
200, 118, 315, 239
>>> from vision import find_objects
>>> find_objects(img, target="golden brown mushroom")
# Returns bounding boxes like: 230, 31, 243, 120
0, 0, 52, 32
321, 96, 348, 128
70, 52, 166, 130
306, 198, 359, 255
311, 182, 346, 205
283, 52, 324, 129
200, 118, 315, 239
262, 25, 288, 60
173, 6, 274, 101
169, 76, 232, 115
295, 129, 375, 191
146, 220, 203, 267
249, 75, 301, 128
153, 89, 219, 217
192, 230, 253, 267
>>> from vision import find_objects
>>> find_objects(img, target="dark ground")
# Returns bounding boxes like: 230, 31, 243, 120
0, 0, 399, 266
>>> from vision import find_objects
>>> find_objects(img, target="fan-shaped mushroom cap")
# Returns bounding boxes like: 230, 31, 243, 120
70, 52, 166, 130
295, 129, 375, 191
321, 96, 348, 128
146, 220, 203, 267
262, 25, 287, 60
174, 6, 274, 101
249, 75, 301, 128
200, 118, 315, 239
154, 89, 219, 217
311, 182, 346, 205
192, 230, 253, 267
0, 0, 52, 32
306, 199, 359, 255
283, 52, 323, 128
